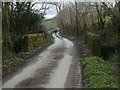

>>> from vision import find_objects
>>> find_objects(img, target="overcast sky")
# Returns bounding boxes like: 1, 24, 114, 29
32, 0, 116, 19
33, 3, 57, 19
1, 0, 118, 19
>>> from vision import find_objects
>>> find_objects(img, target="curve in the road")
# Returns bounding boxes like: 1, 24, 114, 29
3, 33, 75, 88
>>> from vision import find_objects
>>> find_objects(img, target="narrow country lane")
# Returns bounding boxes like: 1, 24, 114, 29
2, 32, 82, 88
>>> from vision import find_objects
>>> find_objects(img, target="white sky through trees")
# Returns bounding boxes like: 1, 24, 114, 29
32, 0, 116, 19
33, 2, 58, 19
1, 0, 117, 19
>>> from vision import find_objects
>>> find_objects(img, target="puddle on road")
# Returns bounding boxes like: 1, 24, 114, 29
53, 54, 64, 60
52, 48, 65, 53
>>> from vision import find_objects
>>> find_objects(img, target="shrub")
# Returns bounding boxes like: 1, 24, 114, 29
86, 32, 101, 56
82, 56, 118, 88
111, 53, 119, 63
21, 33, 52, 52
2, 32, 53, 78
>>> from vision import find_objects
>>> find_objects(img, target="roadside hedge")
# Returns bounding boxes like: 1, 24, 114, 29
82, 56, 118, 88
84, 31, 117, 59
3, 33, 53, 79
20, 33, 52, 52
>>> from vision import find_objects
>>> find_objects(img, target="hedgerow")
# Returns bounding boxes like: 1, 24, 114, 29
13, 33, 53, 52
2, 33, 53, 79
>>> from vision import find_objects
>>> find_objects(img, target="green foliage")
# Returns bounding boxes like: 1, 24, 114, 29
57, 2, 119, 60
104, 16, 111, 23
2, 2, 45, 52
21, 12, 44, 34
86, 33, 101, 56
43, 18, 58, 30
21, 33, 53, 52
111, 53, 119, 63
2, 2, 54, 79
2, 49, 23, 77
82, 56, 118, 88
2, 32, 53, 78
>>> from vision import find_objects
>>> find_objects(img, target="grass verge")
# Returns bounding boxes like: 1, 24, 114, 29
82, 56, 118, 88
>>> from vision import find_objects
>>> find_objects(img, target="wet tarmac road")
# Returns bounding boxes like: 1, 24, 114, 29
2, 32, 81, 88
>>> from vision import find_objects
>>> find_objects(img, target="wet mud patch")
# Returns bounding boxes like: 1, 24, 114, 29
53, 54, 64, 60
15, 54, 64, 88
52, 47, 65, 54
